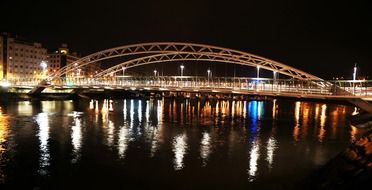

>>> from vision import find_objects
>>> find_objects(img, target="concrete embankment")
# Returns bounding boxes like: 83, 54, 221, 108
296, 126, 372, 190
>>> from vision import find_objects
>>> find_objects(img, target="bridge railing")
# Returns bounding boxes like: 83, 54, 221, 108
47, 76, 336, 95
327, 80, 372, 96
5, 77, 372, 97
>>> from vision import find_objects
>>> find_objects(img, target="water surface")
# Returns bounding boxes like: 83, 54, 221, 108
0, 98, 360, 189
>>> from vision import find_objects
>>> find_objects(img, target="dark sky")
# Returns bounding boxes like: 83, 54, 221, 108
2, 0, 372, 79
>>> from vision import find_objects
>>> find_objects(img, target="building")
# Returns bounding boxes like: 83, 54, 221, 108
48, 44, 81, 76
48, 44, 102, 78
0, 33, 48, 80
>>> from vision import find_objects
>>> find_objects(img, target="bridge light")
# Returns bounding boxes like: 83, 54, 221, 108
122, 67, 126, 77
257, 66, 260, 79
154, 69, 157, 77
180, 65, 184, 77
353, 63, 357, 81
207, 69, 212, 85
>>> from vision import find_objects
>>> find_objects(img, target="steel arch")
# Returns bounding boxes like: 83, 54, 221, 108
94, 52, 294, 78
51, 42, 321, 80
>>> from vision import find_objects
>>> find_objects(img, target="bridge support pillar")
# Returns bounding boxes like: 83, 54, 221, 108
28, 80, 50, 95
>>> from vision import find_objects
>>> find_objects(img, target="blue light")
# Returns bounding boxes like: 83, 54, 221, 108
247, 101, 264, 133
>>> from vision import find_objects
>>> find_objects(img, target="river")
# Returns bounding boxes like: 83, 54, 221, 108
0, 98, 361, 189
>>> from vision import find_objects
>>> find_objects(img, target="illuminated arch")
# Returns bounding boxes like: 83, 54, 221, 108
51, 42, 321, 80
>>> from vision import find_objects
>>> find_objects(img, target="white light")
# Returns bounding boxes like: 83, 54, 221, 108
266, 137, 277, 169
353, 63, 357, 81
200, 132, 211, 167
180, 65, 184, 76
40, 61, 48, 70
35, 113, 50, 173
173, 134, 187, 170
0, 80, 11, 87
248, 140, 260, 182
71, 112, 82, 162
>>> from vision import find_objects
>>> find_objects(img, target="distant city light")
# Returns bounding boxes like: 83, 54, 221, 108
0, 80, 11, 87
40, 61, 48, 70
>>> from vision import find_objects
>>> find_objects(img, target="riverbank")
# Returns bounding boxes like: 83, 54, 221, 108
296, 125, 372, 190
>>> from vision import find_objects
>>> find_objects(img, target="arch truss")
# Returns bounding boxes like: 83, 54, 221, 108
51, 42, 321, 81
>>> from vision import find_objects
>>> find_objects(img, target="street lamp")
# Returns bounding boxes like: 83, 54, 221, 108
207, 68, 211, 84
352, 63, 357, 95
180, 65, 184, 77
353, 63, 357, 81
122, 67, 126, 77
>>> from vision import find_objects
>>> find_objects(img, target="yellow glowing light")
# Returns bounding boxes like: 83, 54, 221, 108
293, 126, 300, 142
350, 125, 359, 142
294, 101, 300, 126
272, 99, 277, 119
0, 107, 10, 153
320, 104, 327, 128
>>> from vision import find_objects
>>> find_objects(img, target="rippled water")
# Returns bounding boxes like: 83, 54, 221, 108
0, 98, 361, 189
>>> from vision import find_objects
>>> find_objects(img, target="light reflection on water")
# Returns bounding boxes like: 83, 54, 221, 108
248, 139, 260, 182
266, 136, 277, 170
70, 112, 83, 163
172, 133, 188, 170
0, 98, 360, 188
0, 107, 9, 153
200, 132, 211, 167
318, 104, 327, 143
0, 106, 8, 182
35, 112, 50, 175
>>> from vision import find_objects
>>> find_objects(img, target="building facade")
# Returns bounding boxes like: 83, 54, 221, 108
48, 44, 81, 77
48, 44, 102, 78
0, 33, 48, 80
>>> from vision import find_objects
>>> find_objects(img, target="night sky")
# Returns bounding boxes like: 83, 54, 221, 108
2, 0, 372, 79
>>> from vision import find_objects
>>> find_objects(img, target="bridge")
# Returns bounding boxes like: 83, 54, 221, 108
1, 42, 372, 112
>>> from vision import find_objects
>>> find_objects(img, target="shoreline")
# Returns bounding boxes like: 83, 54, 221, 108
295, 124, 372, 190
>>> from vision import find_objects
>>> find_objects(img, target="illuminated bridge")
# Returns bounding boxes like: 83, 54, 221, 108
1, 42, 372, 112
